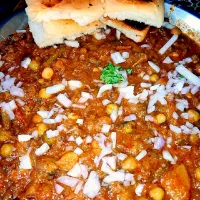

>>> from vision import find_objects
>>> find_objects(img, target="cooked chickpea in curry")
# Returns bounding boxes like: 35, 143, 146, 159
0, 25, 200, 200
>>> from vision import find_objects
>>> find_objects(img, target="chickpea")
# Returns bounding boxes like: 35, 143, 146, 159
155, 113, 167, 124
150, 74, 159, 82
170, 27, 182, 35
123, 122, 133, 134
56, 152, 78, 171
39, 88, 51, 99
43, 133, 56, 145
37, 123, 47, 137
0, 130, 11, 142
29, 60, 40, 71
189, 134, 199, 144
92, 140, 101, 155
106, 104, 119, 115
188, 109, 199, 122
42, 67, 54, 79
93, 67, 99, 72
149, 187, 165, 200
38, 158, 58, 173
195, 168, 200, 180
0, 144, 14, 157
38, 79, 44, 84
32, 114, 42, 123
68, 113, 79, 120
121, 156, 138, 171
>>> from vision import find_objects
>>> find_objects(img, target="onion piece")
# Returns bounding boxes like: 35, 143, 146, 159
83, 171, 101, 199
135, 150, 147, 161
148, 61, 160, 73
65, 40, 79, 48
55, 183, 64, 194
67, 163, 82, 178
169, 124, 181, 134
57, 94, 72, 108
46, 84, 65, 94
135, 184, 145, 196
162, 150, 176, 164
46, 130, 59, 138
74, 147, 83, 155
35, 143, 50, 156
111, 52, 125, 64
97, 84, 112, 98
176, 64, 200, 87
124, 114, 136, 121
103, 171, 125, 183
21, 57, 31, 68
159, 34, 178, 55
18, 135, 32, 142
57, 176, 79, 187
19, 153, 32, 169
116, 30, 121, 40
68, 80, 82, 90
111, 132, 116, 149
154, 137, 165, 150
163, 56, 173, 64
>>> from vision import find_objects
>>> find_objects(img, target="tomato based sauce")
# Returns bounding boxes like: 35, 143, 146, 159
0, 26, 200, 200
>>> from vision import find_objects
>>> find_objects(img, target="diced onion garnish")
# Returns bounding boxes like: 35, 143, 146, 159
176, 64, 200, 87
10, 86, 24, 97
172, 112, 179, 119
111, 52, 125, 64
135, 184, 145, 196
46, 130, 59, 138
74, 181, 84, 194
46, 84, 65, 94
74, 147, 83, 155
162, 150, 176, 164
102, 99, 111, 106
68, 80, 82, 90
135, 150, 147, 161
117, 153, 127, 160
116, 30, 121, 40
76, 137, 83, 145
148, 61, 160, 73
21, 57, 31, 68
97, 84, 112, 98
140, 44, 151, 48
122, 52, 129, 59
101, 124, 111, 133
65, 40, 80, 48
85, 136, 92, 143
57, 94, 72, 108
19, 153, 32, 169
55, 183, 64, 194
57, 176, 79, 187
103, 171, 125, 183
124, 114, 136, 121
159, 34, 178, 55
163, 56, 173, 64
35, 143, 50, 156
141, 83, 152, 88
18, 135, 32, 142
67, 163, 82, 178
76, 118, 84, 125
154, 137, 165, 150
83, 171, 101, 198
169, 124, 181, 134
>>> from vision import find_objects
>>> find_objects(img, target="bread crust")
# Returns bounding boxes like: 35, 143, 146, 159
28, 19, 103, 47
104, 0, 164, 28
25, 0, 105, 26
101, 17, 150, 42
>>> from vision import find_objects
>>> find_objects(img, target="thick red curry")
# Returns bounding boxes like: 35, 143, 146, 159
0, 26, 200, 200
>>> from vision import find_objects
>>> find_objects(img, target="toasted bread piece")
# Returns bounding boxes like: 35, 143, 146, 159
28, 19, 103, 48
101, 17, 150, 42
104, 0, 164, 28
25, 0, 104, 26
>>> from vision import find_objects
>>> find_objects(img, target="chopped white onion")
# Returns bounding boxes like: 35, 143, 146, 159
159, 34, 178, 55
18, 135, 32, 142
124, 114, 136, 121
57, 94, 72, 108
35, 143, 50, 156
76, 118, 84, 125
116, 30, 121, 40
101, 124, 111, 133
135, 184, 145, 196
19, 153, 32, 169
148, 61, 160, 73
74, 147, 83, 155
10, 86, 24, 97
135, 150, 147, 161
97, 84, 112, 98
176, 64, 200, 87
111, 52, 125, 64
102, 99, 111, 106
21, 57, 31, 68
83, 171, 101, 199
55, 183, 64, 194
85, 136, 92, 143
65, 40, 79, 48
76, 137, 83, 145
154, 137, 165, 150
46, 84, 65, 94
46, 130, 59, 138
67, 163, 82, 178
169, 124, 181, 134
162, 150, 176, 164
122, 52, 129, 59
111, 132, 116, 149
57, 176, 79, 187
68, 80, 82, 90
103, 171, 125, 183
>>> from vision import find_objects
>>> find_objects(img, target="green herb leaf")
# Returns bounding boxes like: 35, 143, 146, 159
179, 75, 185, 78
100, 63, 125, 84
126, 68, 132, 75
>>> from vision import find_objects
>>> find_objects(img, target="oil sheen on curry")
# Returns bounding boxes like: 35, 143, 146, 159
0, 25, 200, 200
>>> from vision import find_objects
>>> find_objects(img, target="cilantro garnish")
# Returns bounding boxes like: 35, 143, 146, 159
126, 68, 132, 75
100, 64, 133, 84
100, 63, 124, 84
179, 75, 185, 78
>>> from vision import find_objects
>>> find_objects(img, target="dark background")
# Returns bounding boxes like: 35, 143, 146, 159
0, 0, 199, 22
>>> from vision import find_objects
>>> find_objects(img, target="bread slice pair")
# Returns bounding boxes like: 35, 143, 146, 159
25, 0, 164, 47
